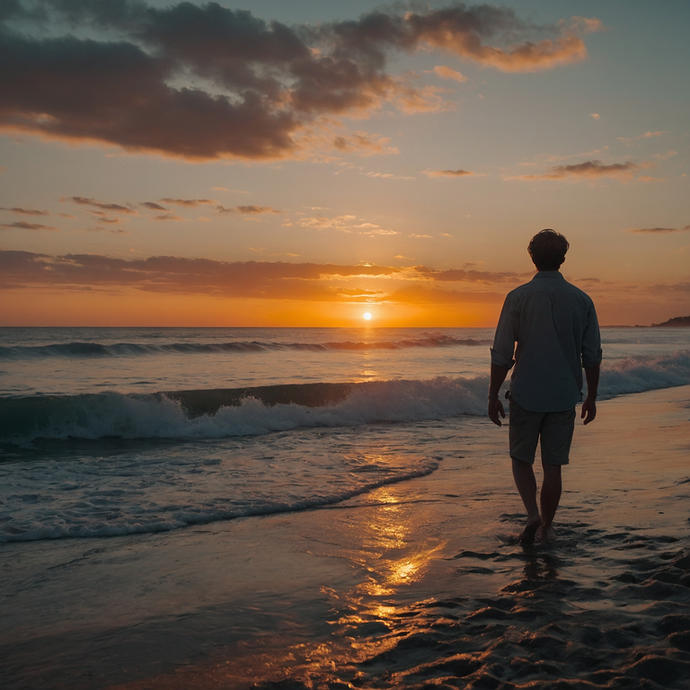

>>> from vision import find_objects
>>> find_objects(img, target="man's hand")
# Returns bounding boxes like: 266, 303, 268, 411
581, 365, 599, 425
488, 363, 510, 426
581, 397, 597, 425
488, 398, 506, 426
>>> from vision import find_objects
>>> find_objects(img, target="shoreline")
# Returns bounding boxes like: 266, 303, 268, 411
1, 385, 689, 689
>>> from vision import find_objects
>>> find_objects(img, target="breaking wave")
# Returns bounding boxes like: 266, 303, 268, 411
0, 333, 489, 360
0, 378, 488, 443
1, 351, 688, 443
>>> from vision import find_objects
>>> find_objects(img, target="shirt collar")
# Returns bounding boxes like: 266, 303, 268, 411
532, 270, 564, 280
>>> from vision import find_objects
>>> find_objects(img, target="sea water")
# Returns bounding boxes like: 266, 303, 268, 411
1, 327, 689, 543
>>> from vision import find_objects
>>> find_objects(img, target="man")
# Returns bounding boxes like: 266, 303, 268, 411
488, 229, 602, 544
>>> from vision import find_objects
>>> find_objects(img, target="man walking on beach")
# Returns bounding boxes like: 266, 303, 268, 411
488, 229, 602, 544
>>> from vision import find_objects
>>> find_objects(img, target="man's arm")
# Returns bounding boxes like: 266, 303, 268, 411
581, 364, 600, 425
488, 363, 510, 426
489, 292, 517, 426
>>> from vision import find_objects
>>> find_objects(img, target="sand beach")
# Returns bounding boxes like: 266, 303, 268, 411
2, 384, 689, 689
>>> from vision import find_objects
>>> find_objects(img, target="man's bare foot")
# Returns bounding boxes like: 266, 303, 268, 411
519, 513, 542, 545
536, 524, 556, 544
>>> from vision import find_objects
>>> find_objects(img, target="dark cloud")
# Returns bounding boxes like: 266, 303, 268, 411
0, 249, 397, 300
0, 248, 522, 303
86, 226, 130, 235
65, 196, 136, 213
87, 212, 122, 224
151, 213, 184, 222
650, 282, 690, 293
0, 206, 50, 215
0, 1, 600, 160
217, 205, 282, 215
141, 201, 167, 211
1, 220, 59, 231
514, 160, 641, 181
160, 198, 216, 207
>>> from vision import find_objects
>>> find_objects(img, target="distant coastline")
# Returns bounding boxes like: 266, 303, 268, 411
651, 315, 690, 327
602, 315, 690, 328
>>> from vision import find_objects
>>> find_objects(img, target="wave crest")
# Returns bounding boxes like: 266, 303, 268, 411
0, 377, 488, 443
2, 351, 688, 443
0, 333, 489, 360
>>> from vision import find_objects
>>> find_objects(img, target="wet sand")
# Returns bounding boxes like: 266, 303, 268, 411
2, 385, 689, 689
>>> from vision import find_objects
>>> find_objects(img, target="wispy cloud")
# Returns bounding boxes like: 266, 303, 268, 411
332, 133, 399, 157
87, 212, 123, 224
159, 198, 216, 207
394, 84, 453, 114
297, 214, 398, 236
424, 169, 475, 178
217, 205, 282, 215
364, 171, 415, 180
416, 267, 527, 283
431, 66, 468, 82
627, 225, 690, 234
617, 131, 666, 146
151, 213, 185, 222
510, 159, 643, 181
0, 206, 50, 216
85, 226, 130, 235
0, 2, 601, 160
64, 197, 137, 214
1, 221, 59, 231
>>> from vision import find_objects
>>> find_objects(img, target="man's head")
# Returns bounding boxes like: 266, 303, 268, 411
528, 229, 569, 271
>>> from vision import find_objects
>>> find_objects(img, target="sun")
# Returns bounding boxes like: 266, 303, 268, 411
363, 312, 372, 321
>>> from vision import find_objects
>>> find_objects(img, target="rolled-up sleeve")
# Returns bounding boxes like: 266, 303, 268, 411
491, 294, 518, 369
581, 301, 602, 369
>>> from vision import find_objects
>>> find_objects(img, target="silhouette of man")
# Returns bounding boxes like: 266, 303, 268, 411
488, 229, 602, 544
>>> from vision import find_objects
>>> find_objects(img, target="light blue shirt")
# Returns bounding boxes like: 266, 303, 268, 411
491, 271, 602, 412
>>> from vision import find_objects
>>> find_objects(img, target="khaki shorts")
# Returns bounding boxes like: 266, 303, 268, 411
509, 397, 576, 466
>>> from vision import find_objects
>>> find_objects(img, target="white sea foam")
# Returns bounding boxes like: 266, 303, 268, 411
1, 377, 489, 443
2, 350, 689, 443
599, 351, 690, 397
0, 447, 440, 542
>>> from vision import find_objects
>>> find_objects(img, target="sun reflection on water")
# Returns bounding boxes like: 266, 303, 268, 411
323, 483, 447, 670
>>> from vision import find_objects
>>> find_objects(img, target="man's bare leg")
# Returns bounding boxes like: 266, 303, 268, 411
511, 458, 541, 544
537, 463, 562, 543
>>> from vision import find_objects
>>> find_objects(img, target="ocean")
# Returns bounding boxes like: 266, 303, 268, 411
2, 327, 690, 689
1, 326, 689, 544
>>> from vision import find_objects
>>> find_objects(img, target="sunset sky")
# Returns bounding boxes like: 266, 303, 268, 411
1, 0, 688, 327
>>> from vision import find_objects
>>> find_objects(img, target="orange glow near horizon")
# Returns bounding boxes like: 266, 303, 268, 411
0, 287, 507, 327
2, 284, 681, 328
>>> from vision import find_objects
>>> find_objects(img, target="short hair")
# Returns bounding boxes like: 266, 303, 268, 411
528, 229, 569, 271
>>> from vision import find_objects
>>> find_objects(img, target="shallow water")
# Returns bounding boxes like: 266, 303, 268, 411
1, 327, 688, 545
1, 329, 690, 689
